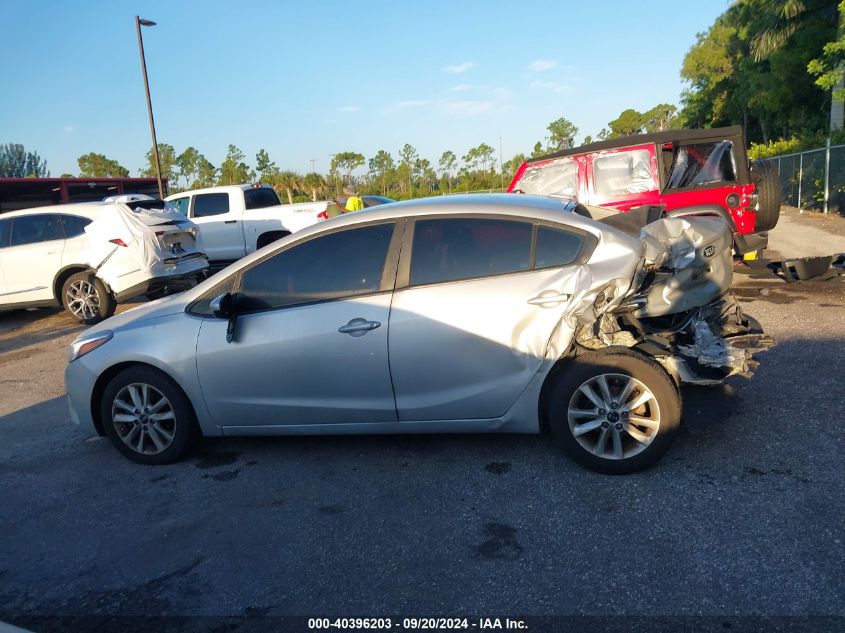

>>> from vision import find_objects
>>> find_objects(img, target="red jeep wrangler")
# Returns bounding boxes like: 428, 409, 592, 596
508, 126, 780, 254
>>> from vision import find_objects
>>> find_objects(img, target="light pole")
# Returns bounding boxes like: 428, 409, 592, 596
135, 16, 164, 199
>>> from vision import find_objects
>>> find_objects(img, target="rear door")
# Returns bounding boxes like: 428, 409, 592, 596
189, 192, 244, 261
0, 213, 65, 305
388, 215, 595, 421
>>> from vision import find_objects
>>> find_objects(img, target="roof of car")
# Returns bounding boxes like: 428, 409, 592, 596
300, 193, 628, 241
164, 184, 273, 199
525, 125, 745, 164
0, 202, 108, 220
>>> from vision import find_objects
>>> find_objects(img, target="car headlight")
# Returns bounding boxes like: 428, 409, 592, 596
69, 331, 113, 362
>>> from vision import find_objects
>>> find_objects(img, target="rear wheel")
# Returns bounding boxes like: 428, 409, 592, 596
750, 159, 781, 232
61, 272, 116, 324
100, 365, 199, 465
548, 349, 681, 474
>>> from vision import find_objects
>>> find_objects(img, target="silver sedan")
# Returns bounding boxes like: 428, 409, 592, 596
65, 194, 770, 473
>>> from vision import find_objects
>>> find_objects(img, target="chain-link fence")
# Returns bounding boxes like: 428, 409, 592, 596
773, 142, 844, 214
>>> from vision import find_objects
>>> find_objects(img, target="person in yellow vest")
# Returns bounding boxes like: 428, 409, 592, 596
343, 185, 365, 213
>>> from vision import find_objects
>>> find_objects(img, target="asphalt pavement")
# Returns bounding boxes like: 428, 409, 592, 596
0, 208, 843, 632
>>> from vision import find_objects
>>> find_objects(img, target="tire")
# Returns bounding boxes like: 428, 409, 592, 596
548, 348, 681, 474
61, 271, 116, 324
750, 159, 781, 232
100, 365, 199, 465
256, 230, 290, 250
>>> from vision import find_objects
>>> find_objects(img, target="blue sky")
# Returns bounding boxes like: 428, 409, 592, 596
0, 0, 729, 178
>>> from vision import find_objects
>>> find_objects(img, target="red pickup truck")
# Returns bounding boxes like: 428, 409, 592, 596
508, 126, 780, 255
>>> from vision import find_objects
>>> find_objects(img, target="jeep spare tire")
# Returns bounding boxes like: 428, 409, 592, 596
750, 159, 781, 232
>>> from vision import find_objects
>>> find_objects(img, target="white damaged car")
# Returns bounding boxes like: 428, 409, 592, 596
65, 194, 772, 473
0, 199, 208, 323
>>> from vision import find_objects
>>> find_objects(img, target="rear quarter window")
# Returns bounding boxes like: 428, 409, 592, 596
666, 141, 736, 188
592, 149, 657, 197
59, 214, 93, 238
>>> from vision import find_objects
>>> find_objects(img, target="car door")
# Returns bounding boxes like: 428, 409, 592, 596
194, 219, 403, 430
189, 192, 244, 261
0, 213, 65, 305
388, 216, 596, 421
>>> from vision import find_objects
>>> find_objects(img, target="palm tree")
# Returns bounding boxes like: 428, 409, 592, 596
273, 171, 300, 204
302, 172, 326, 202
751, 0, 837, 61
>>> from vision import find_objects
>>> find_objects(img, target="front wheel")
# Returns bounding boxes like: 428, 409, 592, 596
100, 366, 199, 465
548, 349, 681, 474
61, 272, 116, 324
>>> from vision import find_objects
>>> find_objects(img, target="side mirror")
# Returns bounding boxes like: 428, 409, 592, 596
210, 293, 233, 319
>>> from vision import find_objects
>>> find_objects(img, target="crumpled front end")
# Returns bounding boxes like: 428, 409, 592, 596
572, 216, 774, 385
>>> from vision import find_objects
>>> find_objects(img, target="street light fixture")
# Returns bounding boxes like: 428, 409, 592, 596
135, 15, 164, 199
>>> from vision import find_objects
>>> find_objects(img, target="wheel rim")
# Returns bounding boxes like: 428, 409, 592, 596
66, 280, 100, 320
567, 373, 661, 460
111, 383, 176, 455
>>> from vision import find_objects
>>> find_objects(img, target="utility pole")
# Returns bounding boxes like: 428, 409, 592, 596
135, 16, 164, 199
499, 136, 504, 189
309, 159, 317, 174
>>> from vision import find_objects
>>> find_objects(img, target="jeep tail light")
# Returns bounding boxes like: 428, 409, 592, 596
109, 239, 128, 247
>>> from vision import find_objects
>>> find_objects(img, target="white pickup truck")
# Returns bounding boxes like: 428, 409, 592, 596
165, 184, 328, 263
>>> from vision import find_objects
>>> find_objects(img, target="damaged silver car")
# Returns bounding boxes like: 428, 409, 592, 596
65, 194, 772, 473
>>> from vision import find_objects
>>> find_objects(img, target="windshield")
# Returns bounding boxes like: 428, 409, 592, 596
513, 157, 578, 199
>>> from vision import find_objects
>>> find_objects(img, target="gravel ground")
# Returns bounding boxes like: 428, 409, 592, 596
0, 209, 843, 631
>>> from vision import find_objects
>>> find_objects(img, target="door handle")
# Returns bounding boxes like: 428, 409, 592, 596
338, 318, 381, 336
528, 291, 570, 307
224, 220, 238, 224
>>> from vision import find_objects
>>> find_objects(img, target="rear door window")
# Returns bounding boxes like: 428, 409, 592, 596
193, 193, 230, 217
237, 223, 395, 312
409, 218, 533, 286
666, 141, 736, 188
8, 214, 64, 246
244, 188, 281, 210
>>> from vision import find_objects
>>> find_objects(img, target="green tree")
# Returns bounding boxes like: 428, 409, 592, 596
582, 135, 593, 145
808, 1, 845, 102
196, 159, 218, 189
142, 143, 179, 186
545, 117, 578, 151
302, 172, 326, 201
398, 144, 418, 196
77, 152, 128, 178
369, 150, 395, 196
439, 150, 457, 193
218, 144, 254, 185
502, 153, 526, 178
608, 109, 645, 137
330, 151, 365, 184
255, 148, 278, 182
273, 171, 301, 204
0, 144, 48, 177
530, 141, 545, 158
642, 104, 678, 132
176, 146, 203, 189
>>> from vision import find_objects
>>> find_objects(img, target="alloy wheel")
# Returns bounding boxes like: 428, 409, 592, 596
111, 383, 176, 455
567, 373, 661, 460
66, 280, 100, 321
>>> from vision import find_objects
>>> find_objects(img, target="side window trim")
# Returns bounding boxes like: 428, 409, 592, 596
7, 213, 65, 248
197, 219, 403, 317
395, 214, 597, 290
